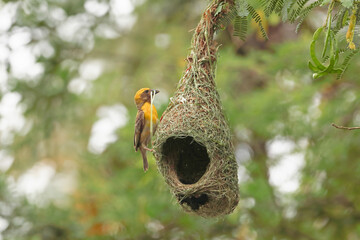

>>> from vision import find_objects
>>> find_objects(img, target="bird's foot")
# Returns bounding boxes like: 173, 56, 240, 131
144, 146, 156, 153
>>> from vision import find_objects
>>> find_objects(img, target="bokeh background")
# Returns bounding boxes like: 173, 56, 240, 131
1, 0, 360, 239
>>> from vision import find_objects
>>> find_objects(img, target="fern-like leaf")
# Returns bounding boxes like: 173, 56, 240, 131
247, 5, 268, 39
274, 0, 287, 15
265, 0, 281, 16
216, 3, 238, 31
337, 49, 360, 79
289, 0, 311, 23
334, 8, 348, 30
233, 15, 248, 40
295, 0, 324, 32
246, 0, 268, 9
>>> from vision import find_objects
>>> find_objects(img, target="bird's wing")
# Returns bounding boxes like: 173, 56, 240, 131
134, 110, 145, 151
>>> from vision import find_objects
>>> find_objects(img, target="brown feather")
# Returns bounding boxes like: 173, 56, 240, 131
134, 110, 144, 151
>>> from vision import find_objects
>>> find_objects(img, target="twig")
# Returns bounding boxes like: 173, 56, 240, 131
331, 123, 360, 130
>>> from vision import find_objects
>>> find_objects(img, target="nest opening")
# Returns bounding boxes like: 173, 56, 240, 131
162, 136, 210, 184
178, 194, 209, 211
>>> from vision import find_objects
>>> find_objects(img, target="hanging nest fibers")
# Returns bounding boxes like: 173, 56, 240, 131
153, 0, 239, 218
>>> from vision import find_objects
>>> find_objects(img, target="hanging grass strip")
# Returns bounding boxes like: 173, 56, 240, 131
153, 0, 239, 218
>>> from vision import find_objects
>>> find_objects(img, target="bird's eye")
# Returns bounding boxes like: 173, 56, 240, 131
145, 90, 149, 93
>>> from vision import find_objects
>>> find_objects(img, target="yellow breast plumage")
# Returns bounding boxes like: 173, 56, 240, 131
141, 102, 158, 123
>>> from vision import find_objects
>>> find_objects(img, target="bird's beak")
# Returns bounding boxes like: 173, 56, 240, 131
151, 89, 160, 95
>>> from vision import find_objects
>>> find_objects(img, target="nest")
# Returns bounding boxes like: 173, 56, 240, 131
153, 0, 239, 218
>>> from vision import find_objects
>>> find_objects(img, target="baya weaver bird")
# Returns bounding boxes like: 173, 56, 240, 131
134, 88, 160, 172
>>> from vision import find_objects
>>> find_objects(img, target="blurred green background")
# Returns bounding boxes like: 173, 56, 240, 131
1, 0, 360, 239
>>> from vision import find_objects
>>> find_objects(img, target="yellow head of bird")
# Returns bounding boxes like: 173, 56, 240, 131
134, 88, 160, 107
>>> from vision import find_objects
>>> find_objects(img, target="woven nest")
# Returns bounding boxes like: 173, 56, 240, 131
153, 0, 239, 218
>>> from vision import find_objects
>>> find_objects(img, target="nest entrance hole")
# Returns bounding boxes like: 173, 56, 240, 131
178, 194, 209, 211
162, 136, 210, 184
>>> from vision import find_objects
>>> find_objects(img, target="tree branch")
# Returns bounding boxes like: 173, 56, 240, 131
331, 123, 360, 130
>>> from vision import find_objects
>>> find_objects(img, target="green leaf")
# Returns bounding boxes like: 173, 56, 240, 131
335, 8, 348, 29
233, 15, 248, 40
282, 0, 293, 21
342, 9, 349, 26
337, 49, 360, 79
308, 61, 319, 72
310, 27, 326, 71
265, 0, 280, 17
313, 71, 328, 78
289, 0, 311, 22
216, 3, 237, 30
295, 0, 324, 32
321, 0, 332, 6
215, 2, 224, 16
247, 5, 268, 40
236, 0, 249, 17
340, 0, 354, 8
322, 15, 332, 59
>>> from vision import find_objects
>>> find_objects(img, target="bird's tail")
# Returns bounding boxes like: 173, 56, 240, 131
140, 148, 149, 172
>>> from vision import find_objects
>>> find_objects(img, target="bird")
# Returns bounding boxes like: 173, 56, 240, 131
134, 88, 160, 172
